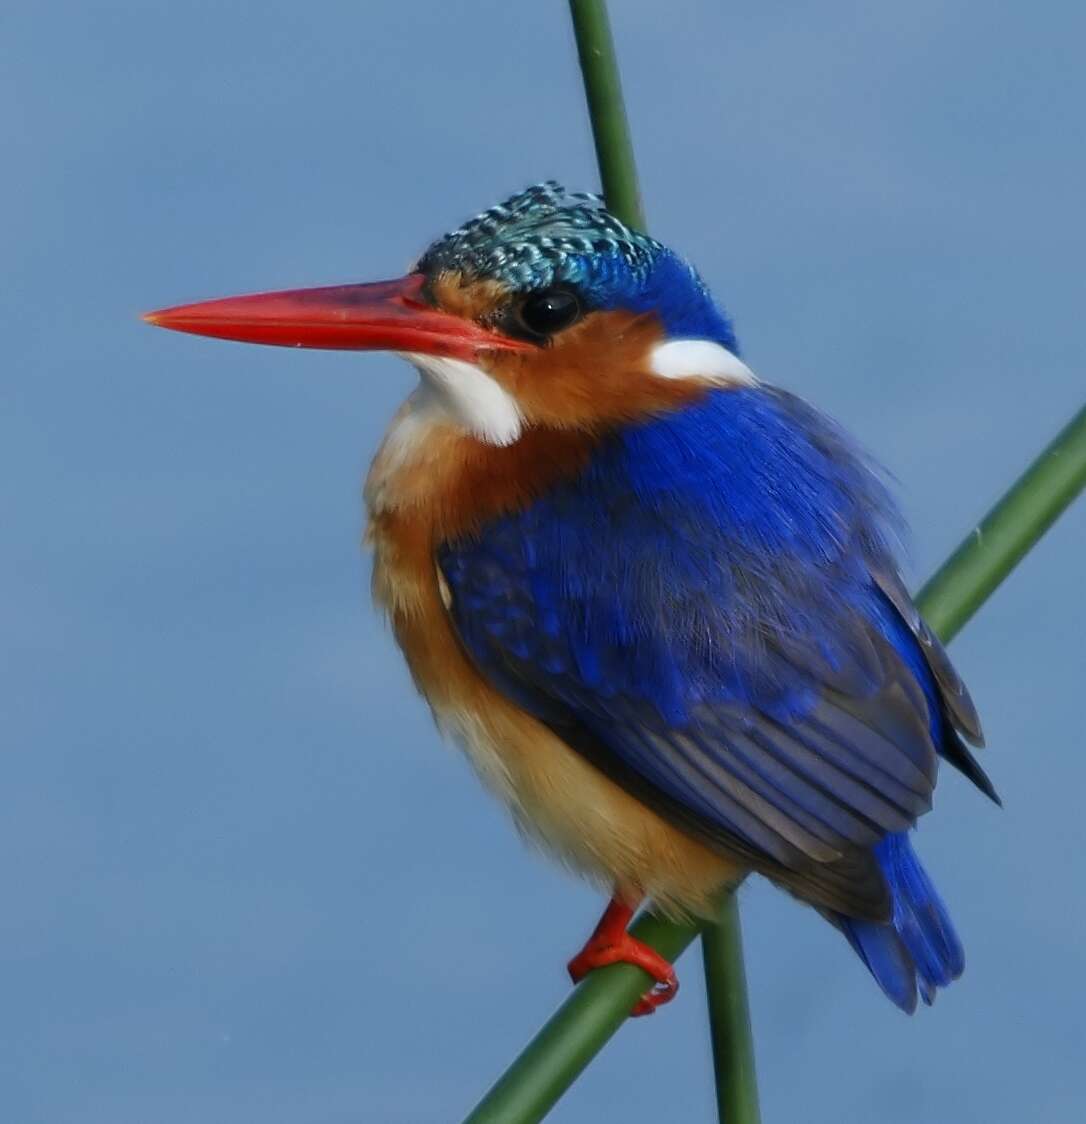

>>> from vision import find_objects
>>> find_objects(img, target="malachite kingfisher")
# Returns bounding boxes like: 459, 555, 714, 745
146, 182, 999, 1016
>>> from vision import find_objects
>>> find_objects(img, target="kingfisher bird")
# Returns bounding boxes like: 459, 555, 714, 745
146, 182, 998, 1016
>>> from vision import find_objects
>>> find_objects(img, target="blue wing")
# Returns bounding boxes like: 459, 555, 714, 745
439, 387, 993, 919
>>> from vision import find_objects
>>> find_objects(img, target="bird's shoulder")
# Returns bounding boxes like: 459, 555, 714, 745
440, 384, 901, 638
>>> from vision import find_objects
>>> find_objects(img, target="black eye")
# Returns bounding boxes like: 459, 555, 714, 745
517, 288, 582, 338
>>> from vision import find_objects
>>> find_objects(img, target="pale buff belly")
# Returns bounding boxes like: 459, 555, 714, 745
430, 693, 743, 917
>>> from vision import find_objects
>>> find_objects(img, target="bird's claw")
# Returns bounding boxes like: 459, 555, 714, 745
567, 929, 679, 1017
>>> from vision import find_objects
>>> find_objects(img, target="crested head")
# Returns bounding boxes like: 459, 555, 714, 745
361, 185, 759, 529
416, 181, 737, 348
418, 182, 661, 298
390, 182, 753, 449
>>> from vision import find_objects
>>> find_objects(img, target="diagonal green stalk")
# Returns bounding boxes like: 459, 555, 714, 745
463, 912, 702, 1124
459, 4, 1086, 1123
915, 403, 1086, 642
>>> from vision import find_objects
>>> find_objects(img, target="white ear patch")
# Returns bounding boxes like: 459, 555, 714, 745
649, 339, 756, 386
400, 352, 523, 446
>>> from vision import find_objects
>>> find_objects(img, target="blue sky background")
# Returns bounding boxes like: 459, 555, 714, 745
5, 2, 1085, 1121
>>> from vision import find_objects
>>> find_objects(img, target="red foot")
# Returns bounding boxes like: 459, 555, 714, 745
567, 897, 679, 1017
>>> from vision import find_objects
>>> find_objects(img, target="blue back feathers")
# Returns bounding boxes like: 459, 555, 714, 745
418, 181, 737, 348
445, 386, 899, 724
439, 384, 973, 1012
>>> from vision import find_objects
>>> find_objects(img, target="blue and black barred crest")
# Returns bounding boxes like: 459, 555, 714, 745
417, 181, 664, 292
418, 181, 738, 348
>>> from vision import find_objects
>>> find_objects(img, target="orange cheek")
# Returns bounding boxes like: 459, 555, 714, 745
485, 309, 708, 429
428, 273, 709, 429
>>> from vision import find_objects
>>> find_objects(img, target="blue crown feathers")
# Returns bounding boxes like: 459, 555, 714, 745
418, 181, 663, 291
418, 181, 738, 349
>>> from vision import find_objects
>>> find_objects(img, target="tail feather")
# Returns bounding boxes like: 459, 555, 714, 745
837, 833, 963, 1013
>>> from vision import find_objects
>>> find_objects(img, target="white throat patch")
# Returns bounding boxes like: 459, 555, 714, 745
400, 352, 523, 446
649, 339, 756, 386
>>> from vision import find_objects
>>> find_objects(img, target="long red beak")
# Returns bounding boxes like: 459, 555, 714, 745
143, 273, 530, 360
